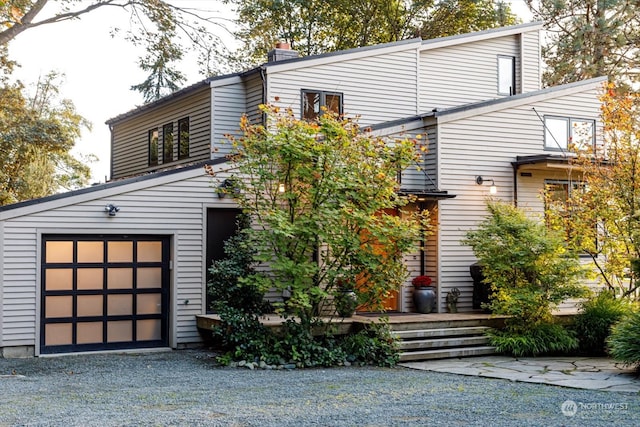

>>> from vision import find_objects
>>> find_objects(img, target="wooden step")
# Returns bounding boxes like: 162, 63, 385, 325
399, 335, 490, 351
388, 317, 506, 331
399, 346, 497, 362
394, 326, 491, 340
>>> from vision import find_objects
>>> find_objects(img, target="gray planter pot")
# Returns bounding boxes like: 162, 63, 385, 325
413, 287, 436, 314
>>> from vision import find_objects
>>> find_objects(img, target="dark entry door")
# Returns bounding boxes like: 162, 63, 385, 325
206, 208, 242, 312
41, 235, 170, 354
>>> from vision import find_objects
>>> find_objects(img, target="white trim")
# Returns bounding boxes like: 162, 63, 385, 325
415, 47, 420, 115
265, 40, 423, 74
209, 75, 243, 88
519, 33, 525, 94
435, 126, 443, 314
210, 87, 217, 160
368, 119, 425, 137
0, 222, 4, 347
170, 233, 178, 349
419, 22, 543, 52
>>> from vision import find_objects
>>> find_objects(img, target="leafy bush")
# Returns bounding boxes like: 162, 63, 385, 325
213, 313, 400, 368
463, 201, 589, 356
341, 321, 399, 367
608, 308, 640, 370
488, 323, 578, 357
207, 215, 270, 315
574, 291, 631, 355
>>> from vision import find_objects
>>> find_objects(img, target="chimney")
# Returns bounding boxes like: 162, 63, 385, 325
268, 42, 300, 62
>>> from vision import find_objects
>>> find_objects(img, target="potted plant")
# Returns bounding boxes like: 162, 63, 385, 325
412, 275, 436, 314
334, 278, 358, 318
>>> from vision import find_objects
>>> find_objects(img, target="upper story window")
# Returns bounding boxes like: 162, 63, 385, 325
544, 116, 595, 152
498, 55, 515, 96
178, 117, 190, 160
163, 123, 174, 163
148, 129, 159, 166
302, 90, 343, 121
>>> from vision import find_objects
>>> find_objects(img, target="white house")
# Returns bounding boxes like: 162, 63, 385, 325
0, 22, 605, 357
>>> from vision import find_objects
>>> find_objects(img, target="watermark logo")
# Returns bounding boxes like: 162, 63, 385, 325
561, 399, 629, 417
561, 400, 578, 417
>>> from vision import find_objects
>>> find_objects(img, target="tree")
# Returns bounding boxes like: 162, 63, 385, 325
0, 72, 93, 205
0, 1, 230, 100
546, 83, 640, 298
526, 0, 640, 87
463, 201, 589, 356
226, 0, 517, 67
221, 105, 430, 325
416, 0, 518, 40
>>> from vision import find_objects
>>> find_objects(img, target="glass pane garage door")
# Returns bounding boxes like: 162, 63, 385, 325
41, 235, 170, 354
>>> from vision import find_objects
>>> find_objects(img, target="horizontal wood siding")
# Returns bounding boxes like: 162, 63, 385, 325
212, 82, 246, 159
521, 31, 541, 93
111, 87, 211, 179
437, 86, 602, 312
245, 73, 264, 125
268, 49, 418, 126
0, 172, 238, 349
420, 35, 520, 111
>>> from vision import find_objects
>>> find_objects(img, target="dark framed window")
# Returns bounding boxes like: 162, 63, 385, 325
301, 90, 343, 121
544, 116, 595, 152
498, 55, 515, 96
178, 117, 190, 160
163, 123, 174, 163
148, 129, 159, 166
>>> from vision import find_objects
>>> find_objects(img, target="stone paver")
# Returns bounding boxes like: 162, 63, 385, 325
400, 356, 640, 393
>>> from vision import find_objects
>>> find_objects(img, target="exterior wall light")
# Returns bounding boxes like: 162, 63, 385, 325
104, 204, 120, 217
475, 176, 497, 195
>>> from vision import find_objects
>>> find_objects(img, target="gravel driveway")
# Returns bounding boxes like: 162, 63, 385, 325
1, 349, 638, 426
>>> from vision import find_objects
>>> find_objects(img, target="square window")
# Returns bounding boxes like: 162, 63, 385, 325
301, 90, 342, 120
544, 116, 595, 153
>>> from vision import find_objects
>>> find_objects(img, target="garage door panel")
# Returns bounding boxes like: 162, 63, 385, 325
41, 235, 169, 354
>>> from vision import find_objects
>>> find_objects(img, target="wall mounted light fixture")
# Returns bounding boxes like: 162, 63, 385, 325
104, 204, 120, 217
475, 176, 497, 195
217, 178, 239, 199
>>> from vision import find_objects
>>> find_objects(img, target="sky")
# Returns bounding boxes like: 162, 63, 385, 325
9, 0, 533, 184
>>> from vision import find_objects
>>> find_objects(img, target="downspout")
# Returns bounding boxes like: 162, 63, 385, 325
512, 161, 519, 206
260, 66, 267, 126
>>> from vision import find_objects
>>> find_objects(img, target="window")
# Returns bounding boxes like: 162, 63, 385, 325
498, 55, 515, 96
544, 116, 595, 152
301, 90, 343, 120
148, 129, 158, 166
545, 179, 595, 252
163, 123, 174, 163
178, 117, 190, 160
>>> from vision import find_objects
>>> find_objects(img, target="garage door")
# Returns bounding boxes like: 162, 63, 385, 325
41, 235, 170, 355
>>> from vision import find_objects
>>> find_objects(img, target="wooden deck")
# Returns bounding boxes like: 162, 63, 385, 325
196, 310, 577, 335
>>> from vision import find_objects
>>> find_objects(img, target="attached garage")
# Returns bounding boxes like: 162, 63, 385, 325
0, 160, 234, 357
41, 235, 170, 354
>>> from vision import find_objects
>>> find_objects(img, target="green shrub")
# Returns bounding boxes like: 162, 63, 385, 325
608, 308, 640, 370
488, 322, 578, 357
207, 215, 270, 315
341, 321, 399, 367
574, 291, 631, 355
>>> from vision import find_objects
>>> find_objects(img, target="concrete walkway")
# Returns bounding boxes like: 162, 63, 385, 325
401, 356, 640, 393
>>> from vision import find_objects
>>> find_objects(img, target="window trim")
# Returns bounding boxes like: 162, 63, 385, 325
177, 117, 190, 160
162, 122, 174, 164
497, 55, 516, 96
544, 115, 596, 152
148, 128, 159, 166
301, 89, 343, 120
